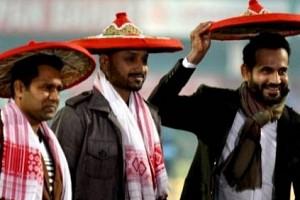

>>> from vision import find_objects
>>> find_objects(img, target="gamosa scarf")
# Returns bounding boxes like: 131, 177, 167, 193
94, 70, 168, 200
0, 100, 71, 200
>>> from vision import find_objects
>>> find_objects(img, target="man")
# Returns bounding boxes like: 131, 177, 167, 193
51, 12, 183, 200
0, 41, 95, 200
148, 22, 300, 200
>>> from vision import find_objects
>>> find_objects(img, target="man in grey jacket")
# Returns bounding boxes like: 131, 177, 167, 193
51, 12, 183, 200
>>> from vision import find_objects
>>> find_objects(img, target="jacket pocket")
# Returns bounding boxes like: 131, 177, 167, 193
85, 140, 118, 179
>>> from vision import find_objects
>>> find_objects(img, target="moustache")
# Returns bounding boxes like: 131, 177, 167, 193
128, 73, 145, 78
262, 82, 290, 96
44, 101, 58, 108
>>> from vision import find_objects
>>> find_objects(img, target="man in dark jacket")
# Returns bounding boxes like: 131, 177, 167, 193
148, 22, 300, 200
51, 12, 183, 200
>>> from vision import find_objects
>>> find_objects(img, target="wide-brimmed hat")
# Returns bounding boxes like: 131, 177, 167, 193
70, 12, 183, 54
0, 41, 96, 98
210, 0, 300, 40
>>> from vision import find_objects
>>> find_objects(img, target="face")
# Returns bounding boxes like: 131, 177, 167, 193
100, 50, 149, 95
15, 64, 63, 125
242, 48, 289, 106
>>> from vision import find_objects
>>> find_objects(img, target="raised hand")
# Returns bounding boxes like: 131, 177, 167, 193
186, 21, 212, 65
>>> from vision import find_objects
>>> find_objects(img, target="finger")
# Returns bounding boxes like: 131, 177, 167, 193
194, 21, 213, 35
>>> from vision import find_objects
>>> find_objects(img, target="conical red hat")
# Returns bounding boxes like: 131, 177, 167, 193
70, 12, 183, 53
210, 0, 300, 40
0, 41, 96, 98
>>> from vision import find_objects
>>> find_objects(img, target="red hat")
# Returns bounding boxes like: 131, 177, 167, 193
210, 0, 300, 40
0, 41, 96, 98
70, 12, 183, 53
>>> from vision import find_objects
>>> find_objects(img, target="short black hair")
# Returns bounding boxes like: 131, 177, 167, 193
243, 32, 291, 70
10, 54, 64, 97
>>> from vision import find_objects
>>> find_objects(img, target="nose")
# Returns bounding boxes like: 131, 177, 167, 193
133, 62, 148, 74
270, 72, 281, 84
135, 60, 147, 69
49, 89, 60, 102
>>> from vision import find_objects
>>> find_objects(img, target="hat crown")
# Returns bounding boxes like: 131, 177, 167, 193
102, 12, 142, 37
28, 40, 37, 46
114, 12, 130, 27
248, 0, 265, 14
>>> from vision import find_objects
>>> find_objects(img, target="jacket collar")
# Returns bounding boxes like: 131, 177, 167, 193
87, 87, 113, 113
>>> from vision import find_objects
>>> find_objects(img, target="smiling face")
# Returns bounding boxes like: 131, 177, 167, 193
242, 48, 289, 106
14, 64, 63, 126
100, 50, 149, 102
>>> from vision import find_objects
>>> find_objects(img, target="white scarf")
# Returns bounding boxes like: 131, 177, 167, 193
94, 70, 168, 200
0, 100, 72, 200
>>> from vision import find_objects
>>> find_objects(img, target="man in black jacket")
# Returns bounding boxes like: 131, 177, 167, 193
148, 22, 300, 200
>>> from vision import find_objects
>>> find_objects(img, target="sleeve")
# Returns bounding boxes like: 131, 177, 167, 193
290, 112, 300, 199
292, 129, 300, 198
51, 106, 86, 187
148, 58, 203, 133
182, 57, 197, 69
0, 118, 3, 175
293, 167, 300, 199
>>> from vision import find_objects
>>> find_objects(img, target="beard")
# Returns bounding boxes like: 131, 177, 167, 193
128, 80, 144, 91
247, 80, 289, 106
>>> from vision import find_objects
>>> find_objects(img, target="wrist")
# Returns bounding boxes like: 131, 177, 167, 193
186, 51, 204, 65
182, 57, 197, 68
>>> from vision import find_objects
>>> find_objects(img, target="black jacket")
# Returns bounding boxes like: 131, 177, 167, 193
148, 59, 300, 200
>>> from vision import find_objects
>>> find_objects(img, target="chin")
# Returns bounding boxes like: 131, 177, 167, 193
263, 96, 284, 105
130, 85, 143, 91
43, 113, 55, 121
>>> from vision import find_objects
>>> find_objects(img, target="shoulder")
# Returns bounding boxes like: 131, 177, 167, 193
195, 84, 239, 101
196, 84, 235, 94
145, 100, 161, 133
284, 105, 300, 124
56, 90, 94, 120
52, 91, 94, 129
146, 101, 159, 119
65, 90, 94, 108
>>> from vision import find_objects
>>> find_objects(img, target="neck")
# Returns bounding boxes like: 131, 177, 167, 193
30, 121, 41, 134
115, 87, 131, 105
14, 98, 41, 134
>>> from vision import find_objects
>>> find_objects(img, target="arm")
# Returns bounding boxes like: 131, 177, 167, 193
148, 22, 212, 132
285, 110, 300, 199
186, 21, 212, 65
292, 118, 300, 199
51, 106, 86, 189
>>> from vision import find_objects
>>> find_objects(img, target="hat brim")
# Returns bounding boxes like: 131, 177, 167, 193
70, 36, 183, 54
210, 13, 300, 40
0, 41, 96, 98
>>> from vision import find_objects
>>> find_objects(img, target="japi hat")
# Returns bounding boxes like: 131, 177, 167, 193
70, 12, 183, 53
210, 0, 300, 40
0, 41, 96, 98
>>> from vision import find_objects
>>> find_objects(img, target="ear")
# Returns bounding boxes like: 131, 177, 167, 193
241, 64, 251, 82
13, 80, 25, 100
99, 55, 110, 75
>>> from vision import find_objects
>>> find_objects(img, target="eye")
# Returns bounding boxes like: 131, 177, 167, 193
41, 84, 51, 91
125, 55, 135, 63
260, 67, 273, 74
56, 85, 63, 92
43, 84, 63, 92
278, 68, 288, 76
